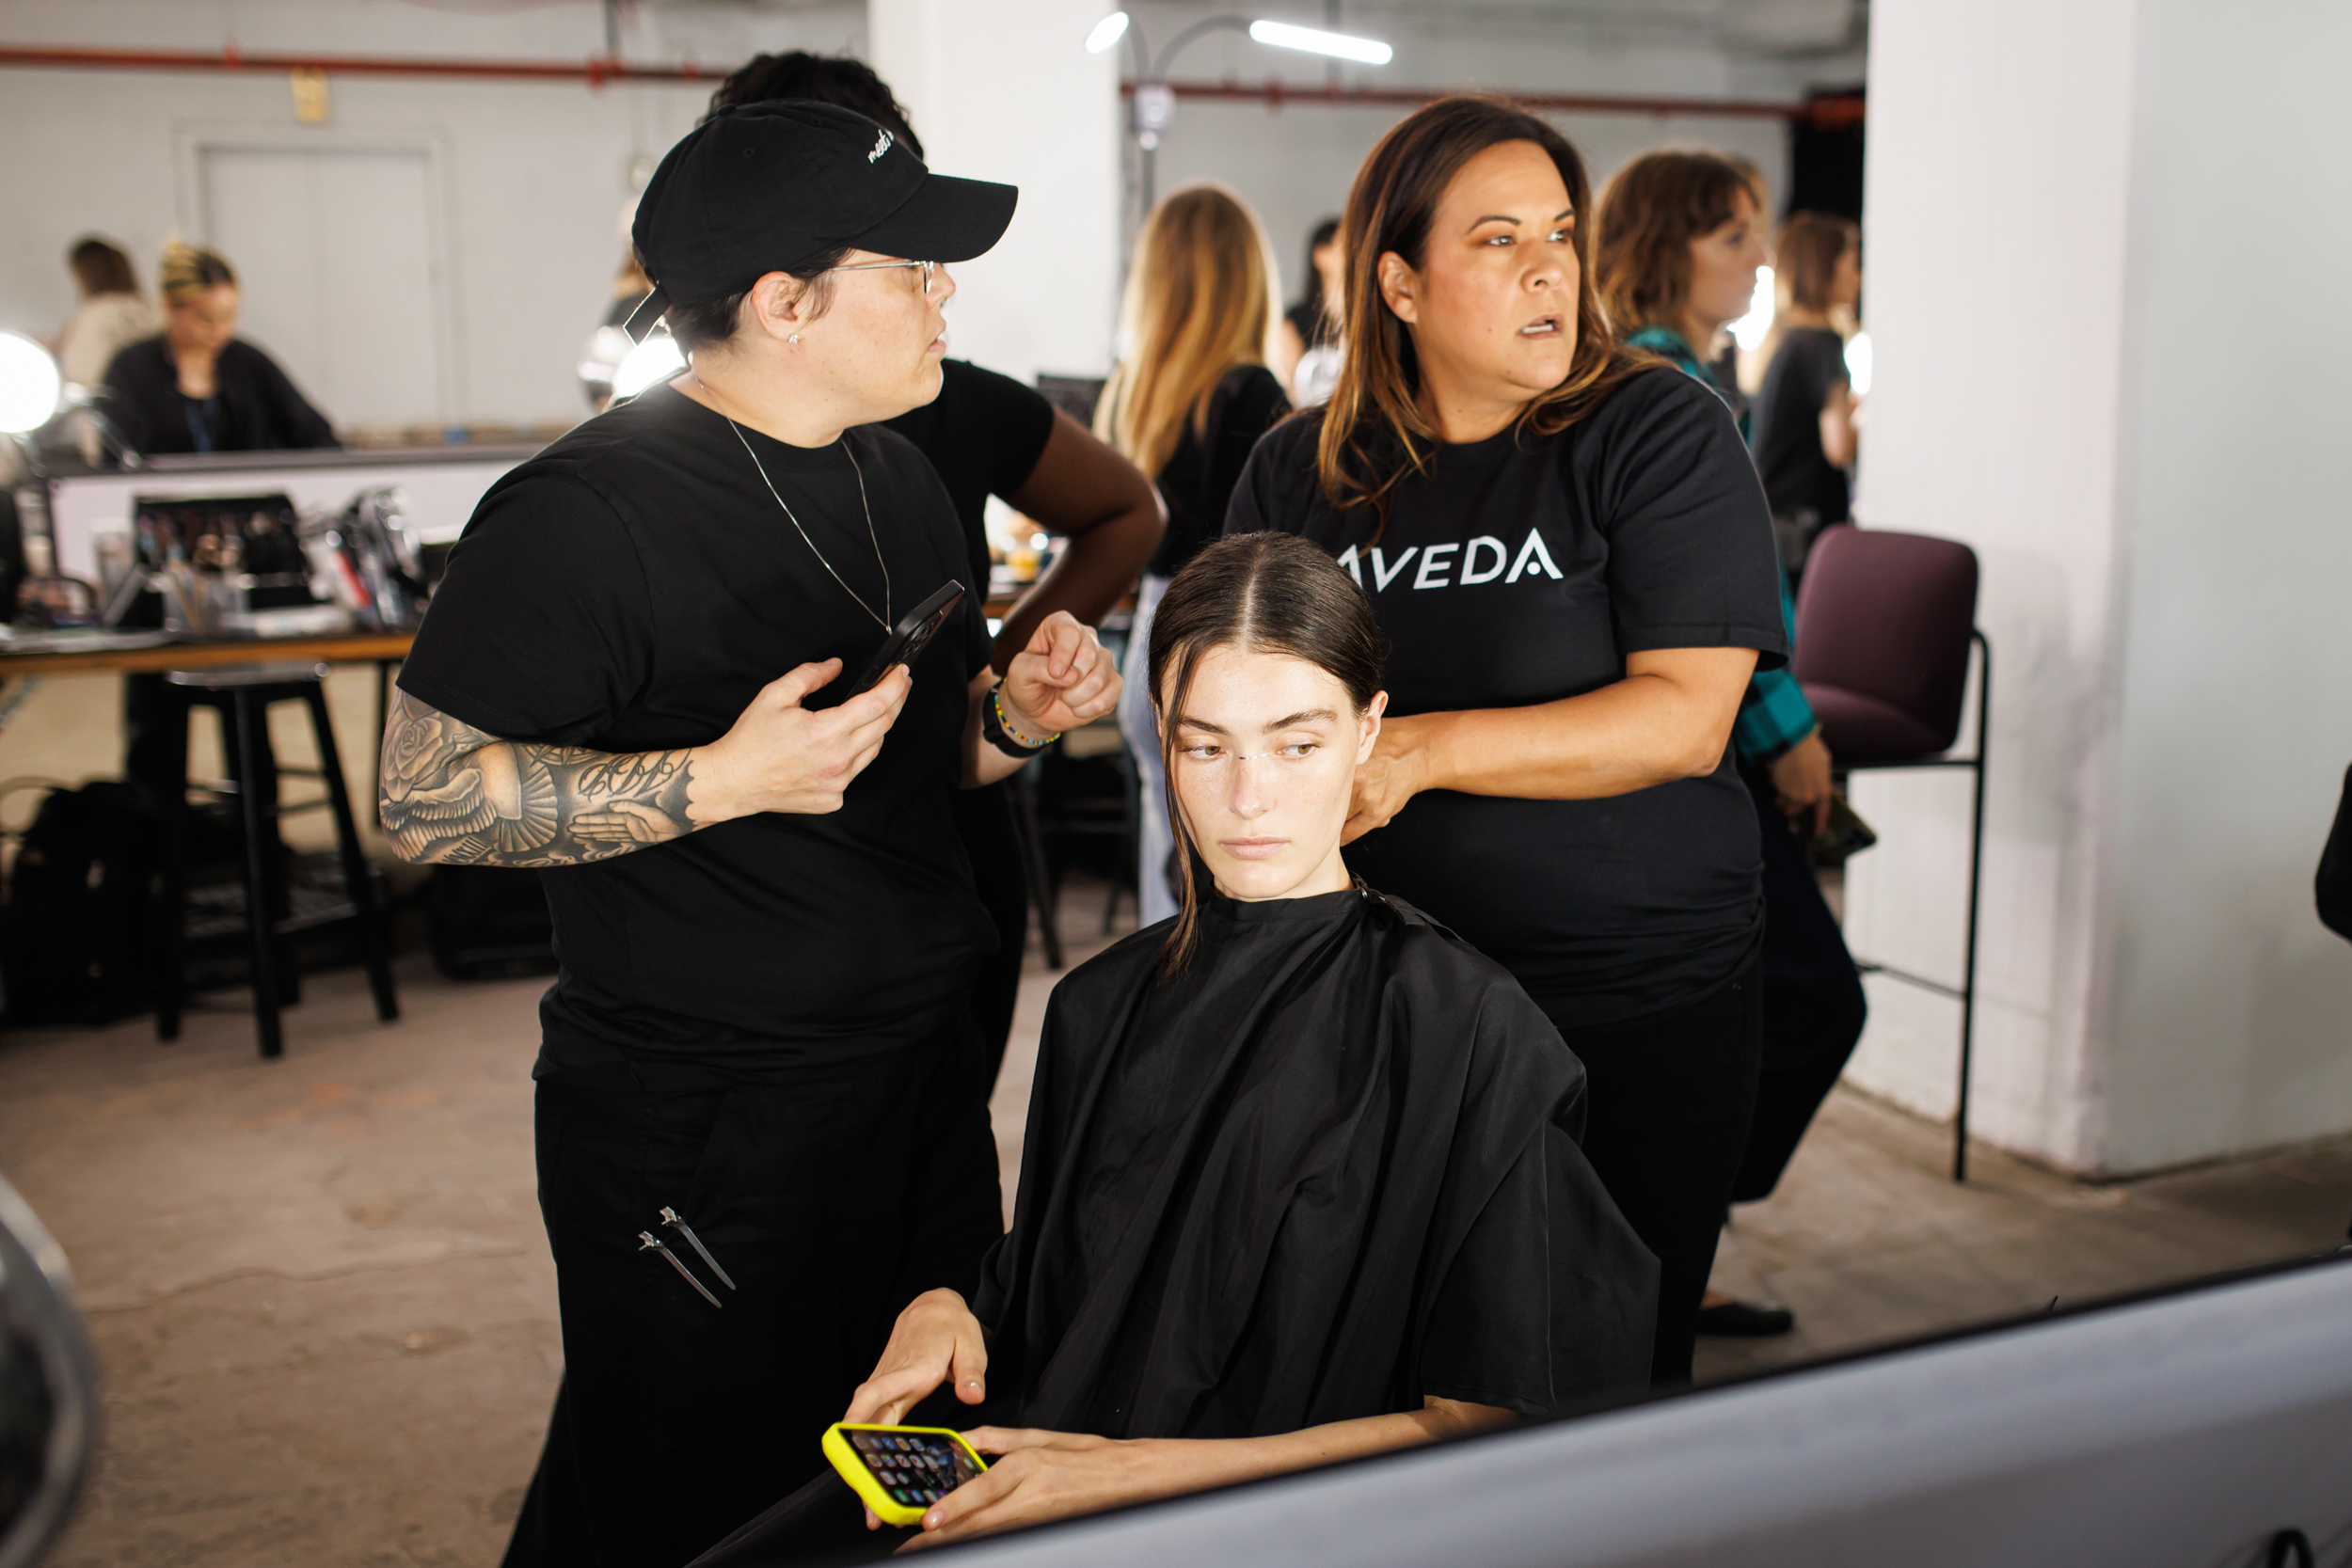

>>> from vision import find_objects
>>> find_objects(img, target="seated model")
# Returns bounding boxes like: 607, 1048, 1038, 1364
695, 534, 1655, 1563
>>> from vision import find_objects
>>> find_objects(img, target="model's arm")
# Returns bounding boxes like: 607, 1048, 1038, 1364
914, 1402, 1511, 1544
1819, 377, 1858, 468
379, 658, 911, 866
992, 411, 1165, 673
1343, 645, 1759, 842
842, 1290, 1510, 1548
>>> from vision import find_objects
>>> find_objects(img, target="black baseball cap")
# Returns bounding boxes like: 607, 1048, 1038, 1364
626, 99, 1017, 341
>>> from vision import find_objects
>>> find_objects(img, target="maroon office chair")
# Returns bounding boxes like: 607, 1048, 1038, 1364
1794, 524, 1989, 1180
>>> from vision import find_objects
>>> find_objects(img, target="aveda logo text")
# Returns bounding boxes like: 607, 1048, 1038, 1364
1335, 530, 1563, 592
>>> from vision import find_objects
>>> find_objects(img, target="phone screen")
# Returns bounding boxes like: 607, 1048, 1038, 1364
844, 1429, 982, 1508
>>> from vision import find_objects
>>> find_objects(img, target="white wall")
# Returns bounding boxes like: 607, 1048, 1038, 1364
0, 0, 865, 431
868, 0, 1121, 383
1847, 0, 2352, 1174
2100, 0, 2352, 1170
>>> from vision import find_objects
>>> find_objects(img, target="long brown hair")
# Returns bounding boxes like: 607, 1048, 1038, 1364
1317, 95, 1642, 527
1775, 211, 1859, 313
1097, 182, 1279, 480
1147, 533, 1384, 974
1591, 149, 1753, 338
69, 237, 138, 299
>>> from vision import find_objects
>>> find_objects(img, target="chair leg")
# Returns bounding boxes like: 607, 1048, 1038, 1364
153, 742, 190, 1043
306, 686, 398, 1023
1952, 632, 1993, 1183
1008, 765, 1063, 971
1104, 752, 1136, 936
230, 694, 284, 1060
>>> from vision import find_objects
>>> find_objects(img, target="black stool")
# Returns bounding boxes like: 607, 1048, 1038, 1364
153, 663, 399, 1058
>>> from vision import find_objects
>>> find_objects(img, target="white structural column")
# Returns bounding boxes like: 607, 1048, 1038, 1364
867, 0, 1121, 384
1846, 0, 2352, 1174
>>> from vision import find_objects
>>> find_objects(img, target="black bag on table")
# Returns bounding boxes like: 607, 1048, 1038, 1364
1, 781, 162, 1025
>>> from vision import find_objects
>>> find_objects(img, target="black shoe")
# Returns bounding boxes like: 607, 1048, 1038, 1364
1696, 1299, 1795, 1338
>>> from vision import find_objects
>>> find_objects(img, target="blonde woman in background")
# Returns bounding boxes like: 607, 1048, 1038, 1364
101, 241, 334, 456
1101, 182, 1293, 927
103, 243, 335, 883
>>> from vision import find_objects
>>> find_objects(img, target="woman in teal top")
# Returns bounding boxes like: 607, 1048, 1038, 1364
1596, 150, 1868, 1339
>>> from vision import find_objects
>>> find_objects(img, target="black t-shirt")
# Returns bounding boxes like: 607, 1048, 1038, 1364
1751, 326, 1851, 524
1146, 364, 1290, 578
1225, 366, 1786, 1022
883, 357, 1059, 592
399, 382, 994, 1074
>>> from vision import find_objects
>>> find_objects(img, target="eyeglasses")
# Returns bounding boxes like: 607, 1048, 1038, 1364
828, 258, 942, 295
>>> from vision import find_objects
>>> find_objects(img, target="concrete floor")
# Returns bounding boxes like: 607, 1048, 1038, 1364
2, 884, 2347, 1567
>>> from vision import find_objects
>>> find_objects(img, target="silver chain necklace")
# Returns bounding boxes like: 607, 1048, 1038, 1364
709, 392, 892, 631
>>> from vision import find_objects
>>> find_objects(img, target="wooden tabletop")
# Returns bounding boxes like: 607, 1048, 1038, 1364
0, 630, 414, 679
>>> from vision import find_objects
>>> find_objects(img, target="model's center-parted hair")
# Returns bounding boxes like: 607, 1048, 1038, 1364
1147, 533, 1385, 973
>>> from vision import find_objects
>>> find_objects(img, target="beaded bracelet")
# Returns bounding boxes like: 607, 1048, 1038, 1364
986, 686, 1061, 756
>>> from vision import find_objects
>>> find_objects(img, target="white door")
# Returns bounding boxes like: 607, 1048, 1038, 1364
195, 142, 454, 432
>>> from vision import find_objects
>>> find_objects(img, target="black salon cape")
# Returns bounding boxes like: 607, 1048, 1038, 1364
982, 883, 1656, 1434
689, 884, 1655, 1568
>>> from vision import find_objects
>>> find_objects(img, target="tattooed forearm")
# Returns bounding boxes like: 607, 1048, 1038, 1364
378, 689, 700, 867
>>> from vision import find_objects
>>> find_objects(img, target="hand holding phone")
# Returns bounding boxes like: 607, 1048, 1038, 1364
823, 1424, 988, 1528
696, 658, 909, 821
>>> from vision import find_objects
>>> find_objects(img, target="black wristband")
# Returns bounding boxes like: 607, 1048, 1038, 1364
981, 688, 1050, 757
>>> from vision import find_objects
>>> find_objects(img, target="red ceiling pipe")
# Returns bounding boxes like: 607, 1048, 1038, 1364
0, 46, 1859, 127
1128, 77, 1861, 127
0, 42, 707, 85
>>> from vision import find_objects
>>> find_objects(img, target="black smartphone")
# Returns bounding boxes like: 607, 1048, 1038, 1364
1810, 790, 1880, 869
850, 582, 966, 696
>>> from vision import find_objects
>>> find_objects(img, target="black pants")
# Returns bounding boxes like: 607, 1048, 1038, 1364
1534, 958, 1762, 1386
501, 1026, 1003, 1568
1732, 764, 1867, 1203
951, 783, 1028, 1085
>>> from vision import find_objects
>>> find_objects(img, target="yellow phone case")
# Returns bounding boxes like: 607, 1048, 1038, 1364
822, 1423, 990, 1528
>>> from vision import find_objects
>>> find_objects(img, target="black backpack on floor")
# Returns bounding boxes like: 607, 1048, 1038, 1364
1, 781, 162, 1025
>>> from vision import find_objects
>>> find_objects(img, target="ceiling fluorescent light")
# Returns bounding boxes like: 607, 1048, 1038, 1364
1085, 11, 1130, 55
1248, 19, 1393, 65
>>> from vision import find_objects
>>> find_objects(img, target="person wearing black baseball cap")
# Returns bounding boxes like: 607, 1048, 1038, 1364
705, 54, 1166, 1100
384, 101, 1120, 1568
